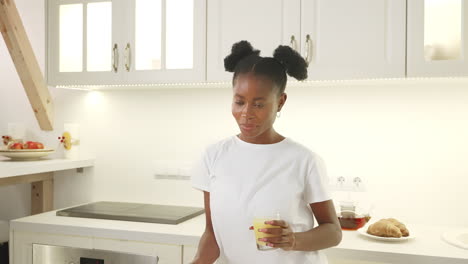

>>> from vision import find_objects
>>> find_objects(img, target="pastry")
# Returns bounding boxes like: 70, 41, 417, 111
367, 219, 402, 238
386, 218, 409, 237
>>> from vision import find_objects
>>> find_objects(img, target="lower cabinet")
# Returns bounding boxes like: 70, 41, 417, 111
11, 231, 187, 264
11, 231, 93, 264
93, 237, 182, 264
182, 245, 198, 264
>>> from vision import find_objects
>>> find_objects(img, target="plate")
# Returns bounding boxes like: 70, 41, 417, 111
357, 226, 415, 241
0, 149, 55, 160
442, 229, 468, 250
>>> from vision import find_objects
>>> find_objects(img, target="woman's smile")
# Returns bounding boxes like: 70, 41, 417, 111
240, 123, 257, 132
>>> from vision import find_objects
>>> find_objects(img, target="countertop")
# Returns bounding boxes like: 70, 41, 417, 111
0, 157, 95, 177
10, 208, 468, 263
11, 208, 205, 245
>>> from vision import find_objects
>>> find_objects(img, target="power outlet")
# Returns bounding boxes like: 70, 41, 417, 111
330, 176, 366, 192
351, 177, 366, 192
153, 160, 192, 181
153, 174, 190, 180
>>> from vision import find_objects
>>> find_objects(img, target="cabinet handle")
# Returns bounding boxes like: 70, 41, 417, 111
124, 43, 131, 72
112, 43, 119, 73
290, 35, 298, 52
304, 34, 312, 64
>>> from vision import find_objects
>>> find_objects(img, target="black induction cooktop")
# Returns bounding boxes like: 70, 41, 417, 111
56, 201, 205, 225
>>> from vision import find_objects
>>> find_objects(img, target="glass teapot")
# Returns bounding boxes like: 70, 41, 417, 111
336, 199, 372, 231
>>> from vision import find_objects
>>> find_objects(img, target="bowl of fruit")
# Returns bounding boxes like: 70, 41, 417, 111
1, 136, 54, 161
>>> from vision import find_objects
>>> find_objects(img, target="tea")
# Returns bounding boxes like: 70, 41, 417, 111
338, 216, 368, 230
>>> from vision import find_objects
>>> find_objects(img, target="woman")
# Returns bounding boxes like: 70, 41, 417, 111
191, 41, 342, 264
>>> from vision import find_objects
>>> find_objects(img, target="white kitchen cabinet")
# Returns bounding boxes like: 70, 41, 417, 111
93, 237, 182, 264
47, 0, 206, 86
206, 0, 300, 82
407, 0, 468, 77
182, 245, 198, 264
301, 0, 406, 80
124, 0, 206, 84
206, 0, 406, 82
47, 0, 123, 86
11, 231, 183, 264
10, 231, 93, 264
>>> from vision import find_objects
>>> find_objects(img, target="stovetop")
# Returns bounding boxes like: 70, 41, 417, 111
56, 201, 205, 225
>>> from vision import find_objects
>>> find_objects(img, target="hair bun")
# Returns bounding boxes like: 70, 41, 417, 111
224, 41, 260, 72
273, 45, 308, 81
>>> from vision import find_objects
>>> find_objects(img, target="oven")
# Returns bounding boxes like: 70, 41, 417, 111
33, 244, 158, 264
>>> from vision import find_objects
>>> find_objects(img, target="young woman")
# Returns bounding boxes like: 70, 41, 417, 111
191, 41, 342, 264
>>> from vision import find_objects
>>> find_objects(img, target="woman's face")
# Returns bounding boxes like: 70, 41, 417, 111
232, 73, 286, 143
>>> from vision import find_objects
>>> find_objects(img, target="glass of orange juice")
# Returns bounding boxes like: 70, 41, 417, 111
253, 213, 281, 251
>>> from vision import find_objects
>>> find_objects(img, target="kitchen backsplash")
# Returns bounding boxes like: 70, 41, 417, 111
2, 80, 468, 227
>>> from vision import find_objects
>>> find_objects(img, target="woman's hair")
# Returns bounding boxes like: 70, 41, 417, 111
224, 40, 308, 94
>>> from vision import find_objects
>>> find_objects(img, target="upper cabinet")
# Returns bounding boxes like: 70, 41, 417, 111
124, 0, 206, 84
46, 0, 468, 87
206, 0, 406, 82
47, 0, 121, 85
301, 0, 406, 80
407, 0, 468, 77
47, 0, 206, 86
206, 0, 300, 82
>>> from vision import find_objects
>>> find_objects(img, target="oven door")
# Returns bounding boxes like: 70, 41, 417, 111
32, 244, 158, 264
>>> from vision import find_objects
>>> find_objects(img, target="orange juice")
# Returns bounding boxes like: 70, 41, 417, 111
253, 218, 281, 250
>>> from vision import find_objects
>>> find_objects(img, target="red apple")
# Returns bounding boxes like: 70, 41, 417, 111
8, 142, 24, 149
23, 141, 44, 149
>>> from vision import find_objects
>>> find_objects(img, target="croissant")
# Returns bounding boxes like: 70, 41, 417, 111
367, 219, 402, 238
386, 218, 409, 237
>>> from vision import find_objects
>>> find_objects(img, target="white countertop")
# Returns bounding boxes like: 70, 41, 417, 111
0, 157, 95, 177
11, 209, 205, 246
325, 226, 468, 263
10, 208, 468, 262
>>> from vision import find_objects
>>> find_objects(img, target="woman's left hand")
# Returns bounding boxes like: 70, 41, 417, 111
258, 220, 296, 251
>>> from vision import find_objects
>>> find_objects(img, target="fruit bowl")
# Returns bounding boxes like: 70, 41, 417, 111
0, 149, 55, 161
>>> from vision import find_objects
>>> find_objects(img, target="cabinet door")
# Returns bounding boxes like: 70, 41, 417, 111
93, 237, 182, 264
124, 0, 206, 84
182, 245, 198, 264
206, 0, 300, 82
47, 0, 125, 86
407, 0, 468, 77
11, 231, 93, 264
301, 0, 406, 80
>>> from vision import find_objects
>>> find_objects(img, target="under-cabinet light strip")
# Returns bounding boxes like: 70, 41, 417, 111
54, 77, 468, 90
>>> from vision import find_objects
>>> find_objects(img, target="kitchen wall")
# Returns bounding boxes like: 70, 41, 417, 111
50, 79, 468, 229
0, 0, 48, 220
1, 0, 468, 231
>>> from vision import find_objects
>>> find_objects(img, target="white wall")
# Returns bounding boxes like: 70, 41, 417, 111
47, 80, 468, 229
0, 0, 47, 220
1, 0, 468, 230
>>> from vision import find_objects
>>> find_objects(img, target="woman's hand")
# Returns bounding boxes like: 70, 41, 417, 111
258, 220, 296, 251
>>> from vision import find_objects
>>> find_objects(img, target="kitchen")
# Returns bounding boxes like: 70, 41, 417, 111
1, 0, 468, 263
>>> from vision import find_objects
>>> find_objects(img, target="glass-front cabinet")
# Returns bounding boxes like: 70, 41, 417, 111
47, 0, 206, 86
407, 0, 468, 77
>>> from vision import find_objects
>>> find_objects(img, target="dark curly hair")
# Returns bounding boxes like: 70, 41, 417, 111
224, 40, 308, 94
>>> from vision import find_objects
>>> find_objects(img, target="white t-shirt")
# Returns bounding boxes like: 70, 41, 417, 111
192, 135, 331, 264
